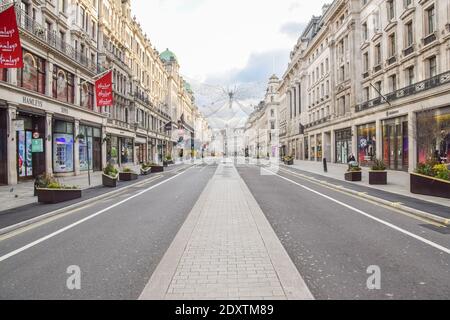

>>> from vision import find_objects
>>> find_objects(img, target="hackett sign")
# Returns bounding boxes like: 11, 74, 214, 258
23, 96, 43, 108
0, 6, 23, 69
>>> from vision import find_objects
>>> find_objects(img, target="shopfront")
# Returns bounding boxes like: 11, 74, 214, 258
79, 125, 102, 172
357, 123, 376, 166
417, 106, 450, 165
0, 108, 8, 185
15, 112, 46, 180
316, 135, 322, 161
335, 128, 352, 164
106, 134, 134, 166
53, 120, 74, 173
135, 137, 147, 164
382, 116, 408, 171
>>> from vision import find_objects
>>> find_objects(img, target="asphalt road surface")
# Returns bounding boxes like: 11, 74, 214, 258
237, 165, 450, 300
0, 163, 217, 299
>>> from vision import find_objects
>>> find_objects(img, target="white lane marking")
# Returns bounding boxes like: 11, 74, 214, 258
262, 168, 450, 255
0, 167, 193, 263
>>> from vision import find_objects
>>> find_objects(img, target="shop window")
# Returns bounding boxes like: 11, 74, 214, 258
80, 80, 94, 110
357, 123, 377, 166
53, 120, 74, 173
417, 107, 450, 165
53, 66, 75, 104
17, 50, 46, 94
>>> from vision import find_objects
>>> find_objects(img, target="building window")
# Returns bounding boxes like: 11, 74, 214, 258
405, 21, 413, 47
363, 87, 370, 101
17, 50, 46, 94
387, 0, 395, 20
363, 52, 369, 72
388, 33, 396, 57
362, 22, 368, 41
406, 66, 415, 85
375, 43, 382, 66
428, 56, 437, 77
405, 0, 412, 8
80, 80, 94, 110
53, 66, 75, 104
426, 5, 436, 35
374, 81, 382, 96
389, 74, 397, 91
0, 69, 7, 82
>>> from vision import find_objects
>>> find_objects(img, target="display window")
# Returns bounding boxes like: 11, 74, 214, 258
417, 107, 450, 165
0, 69, 7, 82
80, 81, 94, 110
382, 116, 408, 171
357, 123, 377, 166
53, 120, 74, 173
335, 128, 352, 164
17, 50, 46, 94
120, 138, 134, 164
52, 66, 75, 104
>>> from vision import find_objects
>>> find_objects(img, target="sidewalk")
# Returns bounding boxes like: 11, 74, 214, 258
0, 172, 104, 212
140, 162, 313, 300
290, 160, 450, 209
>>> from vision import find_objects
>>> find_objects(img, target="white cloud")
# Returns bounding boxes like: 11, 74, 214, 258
131, 0, 329, 128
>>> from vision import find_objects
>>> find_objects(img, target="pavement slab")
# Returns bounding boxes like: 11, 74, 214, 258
140, 162, 313, 300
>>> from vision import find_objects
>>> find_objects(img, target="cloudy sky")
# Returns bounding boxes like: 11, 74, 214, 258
131, 0, 329, 128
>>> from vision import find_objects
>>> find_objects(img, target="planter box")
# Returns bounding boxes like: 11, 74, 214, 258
411, 173, 450, 199
141, 167, 152, 175
163, 161, 169, 167
151, 166, 164, 173
119, 172, 138, 181
36, 188, 82, 204
369, 171, 387, 185
345, 171, 362, 182
102, 174, 119, 188
284, 159, 294, 165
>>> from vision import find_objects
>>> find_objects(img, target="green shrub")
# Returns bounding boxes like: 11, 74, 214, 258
416, 161, 436, 177
371, 159, 386, 171
433, 164, 450, 181
122, 167, 133, 173
103, 164, 118, 177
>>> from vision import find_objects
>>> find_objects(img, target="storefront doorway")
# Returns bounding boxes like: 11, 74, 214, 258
0, 109, 7, 185
335, 128, 352, 164
79, 125, 102, 172
16, 113, 46, 180
382, 116, 408, 171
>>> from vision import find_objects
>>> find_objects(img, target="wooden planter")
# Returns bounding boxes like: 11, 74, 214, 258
102, 174, 119, 188
284, 159, 294, 165
163, 161, 169, 167
345, 171, 362, 182
411, 173, 450, 199
141, 167, 152, 175
119, 172, 138, 181
369, 171, 387, 185
36, 188, 82, 204
151, 166, 164, 173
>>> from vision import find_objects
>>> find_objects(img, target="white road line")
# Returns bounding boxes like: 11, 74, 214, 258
0, 167, 193, 263
262, 168, 450, 255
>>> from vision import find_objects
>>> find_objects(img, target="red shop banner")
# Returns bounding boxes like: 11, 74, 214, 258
95, 70, 113, 108
0, 5, 23, 69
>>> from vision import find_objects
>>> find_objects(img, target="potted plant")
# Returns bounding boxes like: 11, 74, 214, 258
369, 159, 387, 185
102, 164, 119, 187
164, 155, 174, 165
35, 174, 82, 204
283, 156, 294, 165
345, 164, 362, 182
411, 162, 450, 199
119, 167, 138, 181
141, 163, 152, 175
148, 162, 164, 173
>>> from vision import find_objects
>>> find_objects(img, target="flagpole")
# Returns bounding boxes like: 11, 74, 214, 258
93, 68, 112, 81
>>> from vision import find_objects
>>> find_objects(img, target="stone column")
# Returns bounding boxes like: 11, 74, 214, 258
46, 59, 54, 97
330, 129, 336, 163
351, 125, 358, 159
375, 119, 382, 162
74, 119, 80, 175
9, 66, 17, 86
45, 113, 53, 175
7, 104, 17, 185
74, 73, 81, 108
408, 111, 417, 173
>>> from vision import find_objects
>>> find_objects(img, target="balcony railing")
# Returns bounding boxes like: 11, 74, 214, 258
423, 32, 437, 46
305, 115, 331, 129
15, 8, 97, 72
387, 55, 397, 66
403, 45, 414, 57
373, 64, 382, 73
356, 71, 450, 112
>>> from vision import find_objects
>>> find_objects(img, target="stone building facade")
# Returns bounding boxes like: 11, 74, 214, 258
279, 0, 450, 172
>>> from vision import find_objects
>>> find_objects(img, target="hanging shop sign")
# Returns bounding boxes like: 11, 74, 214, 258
31, 138, 44, 153
0, 6, 23, 69
95, 70, 113, 108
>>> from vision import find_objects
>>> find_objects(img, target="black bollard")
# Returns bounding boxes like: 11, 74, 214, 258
323, 158, 328, 173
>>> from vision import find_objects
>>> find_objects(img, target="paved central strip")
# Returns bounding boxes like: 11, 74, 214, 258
140, 163, 313, 300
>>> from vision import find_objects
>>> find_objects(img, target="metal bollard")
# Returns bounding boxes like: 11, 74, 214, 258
323, 158, 328, 173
